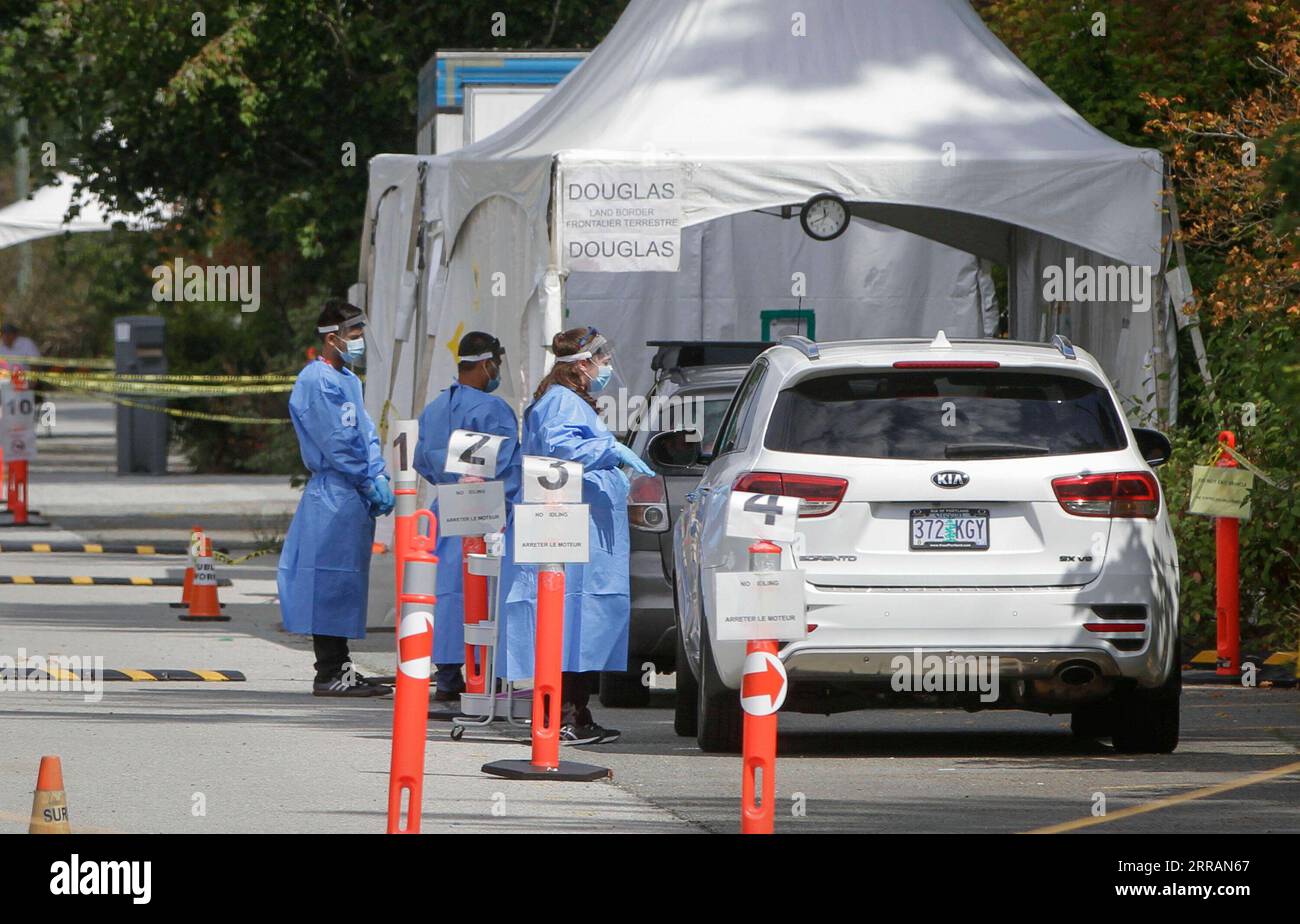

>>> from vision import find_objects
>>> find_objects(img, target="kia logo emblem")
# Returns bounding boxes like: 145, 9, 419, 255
932, 471, 969, 488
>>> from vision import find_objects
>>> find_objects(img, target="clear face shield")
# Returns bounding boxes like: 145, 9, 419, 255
458, 336, 513, 398
318, 313, 368, 365
555, 328, 621, 393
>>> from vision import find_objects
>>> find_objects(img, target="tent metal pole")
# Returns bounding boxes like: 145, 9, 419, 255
1167, 191, 1216, 404
541, 156, 565, 381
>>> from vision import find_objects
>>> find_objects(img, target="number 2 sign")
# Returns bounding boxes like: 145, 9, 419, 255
726, 491, 799, 541
445, 429, 507, 479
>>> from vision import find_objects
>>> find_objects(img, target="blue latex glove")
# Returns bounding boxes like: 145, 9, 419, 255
361, 477, 394, 517
614, 442, 655, 477
374, 475, 395, 514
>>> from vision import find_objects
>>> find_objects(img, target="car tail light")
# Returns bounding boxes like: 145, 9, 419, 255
892, 361, 1000, 369
1084, 623, 1147, 633
1051, 472, 1159, 518
628, 474, 669, 533
733, 472, 848, 517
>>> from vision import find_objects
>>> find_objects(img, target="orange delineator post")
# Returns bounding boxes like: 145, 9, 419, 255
741, 539, 783, 835
387, 509, 438, 834
4, 371, 31, 524
530, 565, 566, 771
6, 460, 27, 524
393, 485, 418, 594
741, 638, 779, 834
481, 554, 609, 782
1215, 430, 1241, 677
462, 535, 489, 694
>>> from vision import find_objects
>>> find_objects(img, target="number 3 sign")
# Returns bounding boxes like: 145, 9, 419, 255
726, 491, 799, 541
446, 429, 507, 479
522, 455, 584, 504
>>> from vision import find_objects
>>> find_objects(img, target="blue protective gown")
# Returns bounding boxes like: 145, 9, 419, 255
500, 384, 631, 679
277, 360, 386, 638
413, 382, 521, 664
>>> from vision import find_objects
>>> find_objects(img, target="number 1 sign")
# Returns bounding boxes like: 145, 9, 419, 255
726, 491, 799, 541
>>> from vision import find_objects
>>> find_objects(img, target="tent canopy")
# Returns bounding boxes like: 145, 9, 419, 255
0, 173, 162, 249
359, 0, 1173, 443
429, 0, 1163, 268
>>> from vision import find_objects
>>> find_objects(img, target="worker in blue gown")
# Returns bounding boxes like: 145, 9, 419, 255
413, 331, 521, 704
277, 299, 396, 697
500, 327, 654, 746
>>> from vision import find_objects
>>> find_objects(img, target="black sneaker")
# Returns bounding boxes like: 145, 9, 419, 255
432, 688, 462, 702
313, 675, 391, 698
560, 723, 620, 746
342, 664, 392, 687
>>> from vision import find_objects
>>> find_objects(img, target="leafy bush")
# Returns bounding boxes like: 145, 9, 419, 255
1163, 313, 1300, 653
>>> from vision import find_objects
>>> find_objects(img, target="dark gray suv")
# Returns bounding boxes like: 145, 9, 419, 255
598, 341, 771, 707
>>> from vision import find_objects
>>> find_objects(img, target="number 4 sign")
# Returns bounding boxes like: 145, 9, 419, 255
522, 455, 584, 504
726, 491, 799, 541
446, 429, 507, 479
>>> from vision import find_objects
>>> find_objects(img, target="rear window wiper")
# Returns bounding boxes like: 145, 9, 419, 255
944, 443, 1052, 459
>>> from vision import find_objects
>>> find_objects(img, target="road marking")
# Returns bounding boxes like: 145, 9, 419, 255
1025, 759, 1300, 834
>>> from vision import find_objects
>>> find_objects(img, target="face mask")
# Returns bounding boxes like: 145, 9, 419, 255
337, 336, 365, 364
590, 363, 614, 392
483, 361, 501, 393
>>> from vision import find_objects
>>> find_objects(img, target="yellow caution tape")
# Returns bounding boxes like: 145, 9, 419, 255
211, 546, 278, 565
0, 353, 114, 369
34, 371, 294, 397
67, 390, 292, 425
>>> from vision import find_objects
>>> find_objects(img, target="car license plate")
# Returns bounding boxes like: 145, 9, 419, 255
909, 508, 989, 550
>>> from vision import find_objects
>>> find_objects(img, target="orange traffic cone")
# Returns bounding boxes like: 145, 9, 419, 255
169, 526, 202, 609
180, 536, 230, 622
29, 755, 70, 834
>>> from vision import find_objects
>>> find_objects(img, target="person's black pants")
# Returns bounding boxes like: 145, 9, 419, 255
561, 671, 598, 726
313, 635, 351, 682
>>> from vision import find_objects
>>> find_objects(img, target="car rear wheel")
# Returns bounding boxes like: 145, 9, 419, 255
598, 668, 651, 708
1070, 704, 1113, 740
673, 619, 698, 737
696, 624, 742, 753
1111, 640, 1181, 754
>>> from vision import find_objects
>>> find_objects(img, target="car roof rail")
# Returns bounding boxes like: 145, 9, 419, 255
1051, 334, 1077, 359
780, 335, 820, 361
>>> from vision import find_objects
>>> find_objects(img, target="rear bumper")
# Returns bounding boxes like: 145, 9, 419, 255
708, 581, 1175, 692
783, 646, 1122, 679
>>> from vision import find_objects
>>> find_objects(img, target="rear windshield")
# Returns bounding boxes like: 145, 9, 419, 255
764, 370, 1127, 460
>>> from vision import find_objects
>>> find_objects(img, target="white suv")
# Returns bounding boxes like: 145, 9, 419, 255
656, 335, 1181, 755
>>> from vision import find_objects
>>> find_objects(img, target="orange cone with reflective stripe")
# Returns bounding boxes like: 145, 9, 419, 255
29, 756, 70, 834
180, 536, 229, 621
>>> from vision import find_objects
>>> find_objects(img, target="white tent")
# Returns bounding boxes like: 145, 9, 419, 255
0, 173, 163, 249
358, 0, 1178, 444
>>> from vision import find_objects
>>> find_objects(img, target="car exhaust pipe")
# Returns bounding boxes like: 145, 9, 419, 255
1057, 662, 1099, 687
